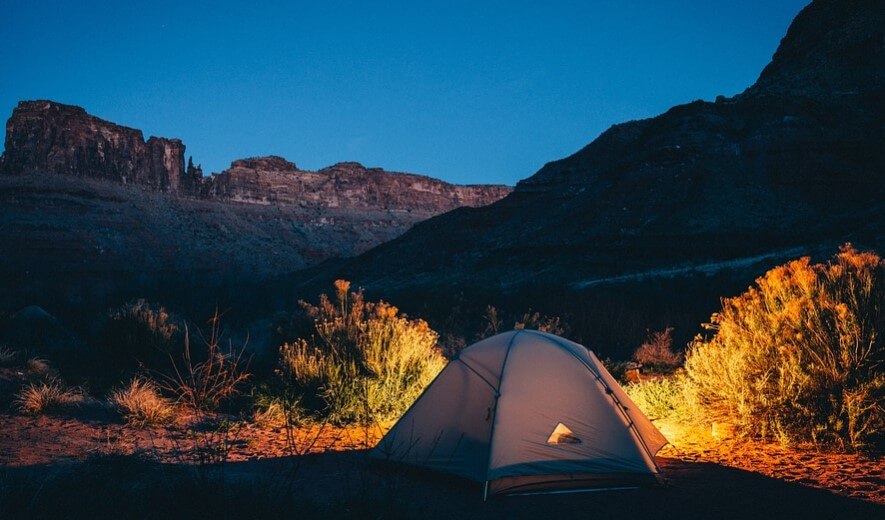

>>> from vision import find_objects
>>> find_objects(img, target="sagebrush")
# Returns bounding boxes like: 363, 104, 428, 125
279, 280, 445, 424
685, 244, 884, 451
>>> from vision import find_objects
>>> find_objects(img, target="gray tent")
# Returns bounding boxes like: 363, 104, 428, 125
371, 330, 668, 497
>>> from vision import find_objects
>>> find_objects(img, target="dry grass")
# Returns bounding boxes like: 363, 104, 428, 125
110, 378, 176, 427
0, 347, 18, 367
279, 280, 445, 424
251, 389, 304, 428
514, 310, 567, 335
685, 244, 884, 451
479, 305, 568, 340
158, 311, 250, 412
15, 380, 85, 415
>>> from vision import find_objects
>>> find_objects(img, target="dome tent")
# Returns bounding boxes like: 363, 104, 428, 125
371, 330, 668, 498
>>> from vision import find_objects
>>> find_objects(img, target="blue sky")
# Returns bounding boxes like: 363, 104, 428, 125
0, 1, 808, 185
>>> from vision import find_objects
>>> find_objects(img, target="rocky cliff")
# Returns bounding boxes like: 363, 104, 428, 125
0, 101, 510, 213
203, 156, 510, 211
0, 101, 203, 194
0, 101, 510, 323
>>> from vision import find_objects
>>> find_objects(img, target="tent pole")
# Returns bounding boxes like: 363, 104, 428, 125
480, 331, 520, 501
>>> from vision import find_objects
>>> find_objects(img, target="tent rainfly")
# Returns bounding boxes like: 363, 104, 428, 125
371, 330, 668, 498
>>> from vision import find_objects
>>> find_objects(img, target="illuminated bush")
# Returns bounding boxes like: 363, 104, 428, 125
625, 375, 698, 423
685, 245, 884, 451
279, 280, 445, 424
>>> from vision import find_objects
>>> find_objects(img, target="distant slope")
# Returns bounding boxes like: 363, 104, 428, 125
0, 103, 510, 319
294, 0, 884, 348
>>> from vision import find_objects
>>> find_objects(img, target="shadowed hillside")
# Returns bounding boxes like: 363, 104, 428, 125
293, 0, 884, 352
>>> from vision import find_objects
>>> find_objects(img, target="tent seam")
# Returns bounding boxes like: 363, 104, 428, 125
454, 358, 499, 395
482, 330, 522, 484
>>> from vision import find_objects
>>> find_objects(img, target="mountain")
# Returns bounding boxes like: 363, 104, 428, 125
294, 0, 885, 352
0, 101, 510, 321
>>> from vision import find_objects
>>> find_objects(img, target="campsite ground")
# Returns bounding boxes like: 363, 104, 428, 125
0, 407, 882, 519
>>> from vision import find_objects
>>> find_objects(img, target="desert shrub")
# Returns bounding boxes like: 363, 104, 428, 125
625, 375, 697, 422
633, 327, 683, 371
158, 312, 250, 412
479, 305, 503, 338
684, 245, 884, 451
111, 378, 176, 427
477, 305, 569, 341
15, 379, 85, 415
514, 310, 567, 335
278, 280, 445, 424
99, 299, 181, 370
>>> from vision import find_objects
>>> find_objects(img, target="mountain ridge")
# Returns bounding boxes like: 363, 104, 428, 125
0, 99, 511, 209
289, 0, 884, 350
0, 101, 510, 323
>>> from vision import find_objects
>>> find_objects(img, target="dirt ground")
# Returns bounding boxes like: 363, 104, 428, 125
0, 408, 882, 519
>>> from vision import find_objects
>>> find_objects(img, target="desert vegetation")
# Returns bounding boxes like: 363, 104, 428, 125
0, 247, 882, 517
277, 280, 445, 424
14, 379, 86, 415
633, 327, 683, 371
625, 244, 884, 452
111, 377, 176, 427
98, 299, 182, 373
684, 244, 883, 451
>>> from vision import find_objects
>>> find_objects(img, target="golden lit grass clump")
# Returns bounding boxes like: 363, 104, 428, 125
15, 379, 86, 415
111, 378, 176, 427
279, 280, 445, 424
684, 244, 884, 451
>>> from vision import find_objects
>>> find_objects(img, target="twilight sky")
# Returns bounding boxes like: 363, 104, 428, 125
0, 1, 808, 185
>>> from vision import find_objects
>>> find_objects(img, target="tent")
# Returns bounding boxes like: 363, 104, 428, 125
371, 330, 668, 497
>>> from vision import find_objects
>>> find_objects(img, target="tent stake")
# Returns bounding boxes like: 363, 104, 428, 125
483, 481, 489, 502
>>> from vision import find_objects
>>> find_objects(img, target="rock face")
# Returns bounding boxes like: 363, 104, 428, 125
203, 156, 510, 211
0, 101, 203, 194
0, 101, 510, 323
0, 102, 510, 213
296, 0, 884, 351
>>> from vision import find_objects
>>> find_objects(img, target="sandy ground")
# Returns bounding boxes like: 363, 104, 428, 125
655, 419, 885, 504
0, 407, 882, 519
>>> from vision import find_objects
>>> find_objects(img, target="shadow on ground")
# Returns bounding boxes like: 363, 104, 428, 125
1, 448, 881, 519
